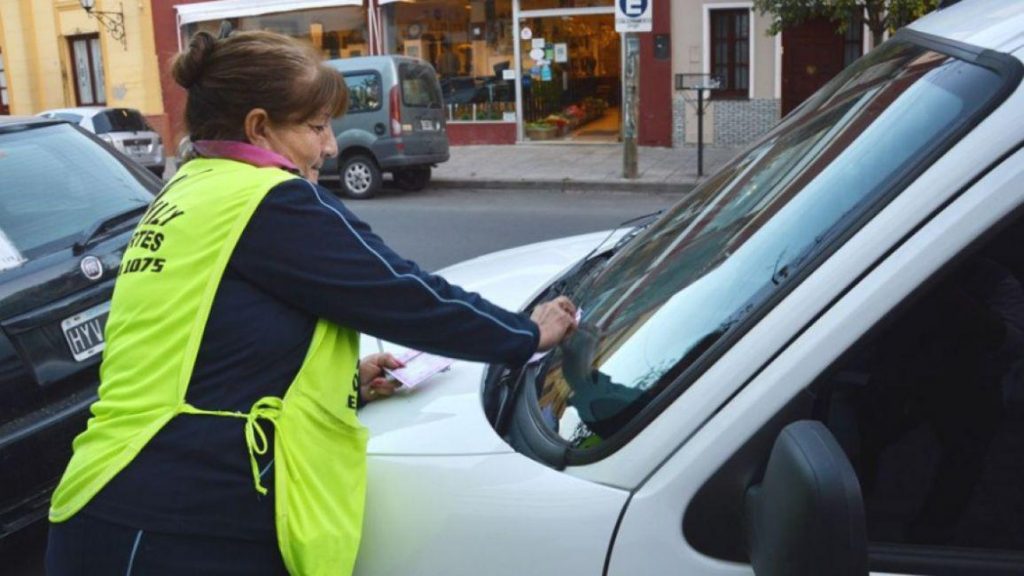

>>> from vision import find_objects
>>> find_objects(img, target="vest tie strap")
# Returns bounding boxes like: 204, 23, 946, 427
179, 396, 284, 495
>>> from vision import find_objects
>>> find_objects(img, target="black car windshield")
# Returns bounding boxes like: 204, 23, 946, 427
0, 123, 153, 265
533, 40, 1009, 451
93, 108, 151, 134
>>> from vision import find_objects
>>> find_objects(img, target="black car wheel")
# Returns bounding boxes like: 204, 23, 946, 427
340, 154, 381, 200
393, 167, 432, 192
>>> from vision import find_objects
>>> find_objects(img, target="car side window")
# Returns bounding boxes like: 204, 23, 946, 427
685, 216, 1024, 571
343, 72, 382, 113
816, 227, 1024, 555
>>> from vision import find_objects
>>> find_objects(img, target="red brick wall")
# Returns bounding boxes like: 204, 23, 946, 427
151, 0, 207, 150
447, 122, 517, 145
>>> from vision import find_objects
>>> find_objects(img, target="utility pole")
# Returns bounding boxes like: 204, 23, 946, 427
622, 33, 640, 179
615, 0, 651, 179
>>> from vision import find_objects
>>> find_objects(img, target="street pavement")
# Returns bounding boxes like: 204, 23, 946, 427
431, 143, 742, 193
165, 142, 743, 194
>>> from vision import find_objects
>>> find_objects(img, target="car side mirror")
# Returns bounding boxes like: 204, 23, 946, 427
745, 420, 867, 576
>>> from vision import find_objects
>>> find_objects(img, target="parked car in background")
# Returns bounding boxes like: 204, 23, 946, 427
0, 117, 158, 539
37, 107, 166, 178
354, 2, 1024, 575
320, 55, 449, 199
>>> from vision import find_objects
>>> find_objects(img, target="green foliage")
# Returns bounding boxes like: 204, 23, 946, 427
752, 0, 939, 44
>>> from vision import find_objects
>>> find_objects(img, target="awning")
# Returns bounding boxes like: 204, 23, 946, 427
175, 0, 363, 26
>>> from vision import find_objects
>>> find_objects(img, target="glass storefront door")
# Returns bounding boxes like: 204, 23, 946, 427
518, 13, 620, 142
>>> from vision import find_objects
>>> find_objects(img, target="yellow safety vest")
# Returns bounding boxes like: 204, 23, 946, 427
50, 158, 368, 575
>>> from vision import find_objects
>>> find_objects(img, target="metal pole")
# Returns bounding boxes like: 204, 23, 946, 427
697, 88, 704, 177
622, 33, 639, 179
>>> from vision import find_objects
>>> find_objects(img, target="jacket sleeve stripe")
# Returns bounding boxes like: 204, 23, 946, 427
304, 181, 536, 339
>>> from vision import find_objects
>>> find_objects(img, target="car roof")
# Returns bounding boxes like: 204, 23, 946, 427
0, 115, 69, 131
911, 0, 1024, 53
37, 106, 147, 118
326, 55, 432, 70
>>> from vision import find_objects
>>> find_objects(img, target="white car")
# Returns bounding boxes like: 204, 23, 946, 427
357, 2, 1024, 575
37, 107, 165, 178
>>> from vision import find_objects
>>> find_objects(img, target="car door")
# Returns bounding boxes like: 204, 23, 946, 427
607, 146, 1024, 575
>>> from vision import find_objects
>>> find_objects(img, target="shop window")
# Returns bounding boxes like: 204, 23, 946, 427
519, 15, 620, 141
519, 0, 611, 10
710, 9, 749, 99
68, 34, 105, 106
384, 0, 516, 122
183, 7, 368, 62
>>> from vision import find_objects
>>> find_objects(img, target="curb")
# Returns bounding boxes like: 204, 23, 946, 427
429, 178, 697, 194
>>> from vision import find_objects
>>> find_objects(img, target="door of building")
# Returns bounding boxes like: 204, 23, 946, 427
515, 8, 619, 143
781, 17, 848, 116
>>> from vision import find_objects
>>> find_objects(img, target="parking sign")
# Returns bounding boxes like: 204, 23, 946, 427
615, 0, 651, 32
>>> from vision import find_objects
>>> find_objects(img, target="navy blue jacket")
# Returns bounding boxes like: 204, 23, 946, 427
86, 178, 539, 540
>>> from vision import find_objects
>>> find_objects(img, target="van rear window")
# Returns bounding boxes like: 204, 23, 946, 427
399, 63, 442, 108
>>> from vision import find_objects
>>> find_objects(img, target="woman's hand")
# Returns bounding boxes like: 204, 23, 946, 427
531, 296, 578, 351
359, 352, 404, 403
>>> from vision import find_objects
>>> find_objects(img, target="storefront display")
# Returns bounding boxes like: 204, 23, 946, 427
174, 0, 631, 144
519, 14, 620, 142
382, 0, 516, 125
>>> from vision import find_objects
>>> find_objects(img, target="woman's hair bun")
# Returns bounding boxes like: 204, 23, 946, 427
172, 31, 217, 89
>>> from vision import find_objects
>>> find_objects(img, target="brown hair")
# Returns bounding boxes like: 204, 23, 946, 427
171, 30, 348, 142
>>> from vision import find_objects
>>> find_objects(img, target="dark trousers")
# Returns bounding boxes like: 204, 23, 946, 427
46, 512, 289, 575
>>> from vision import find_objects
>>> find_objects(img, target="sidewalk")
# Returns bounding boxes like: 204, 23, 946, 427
432, 143, 742, 194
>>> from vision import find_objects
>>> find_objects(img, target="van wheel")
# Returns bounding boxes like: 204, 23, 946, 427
340, 155, 381, 199
393, 167, 432, 191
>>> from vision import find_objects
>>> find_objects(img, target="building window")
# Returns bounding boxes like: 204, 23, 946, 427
384, 0, 516, 122
710, 9, 749, 99
69, 34, 105, 106
844, 12, 864, 67
0, 49, 8, 114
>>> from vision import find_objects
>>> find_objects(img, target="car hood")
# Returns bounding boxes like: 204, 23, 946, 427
360, 230, 618, 456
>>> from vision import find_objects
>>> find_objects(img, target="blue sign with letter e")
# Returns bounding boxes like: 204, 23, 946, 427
619, 0, 647, 17
615, 0, 652, 32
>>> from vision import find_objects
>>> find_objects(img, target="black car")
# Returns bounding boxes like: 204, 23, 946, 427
0, 117, 159, 538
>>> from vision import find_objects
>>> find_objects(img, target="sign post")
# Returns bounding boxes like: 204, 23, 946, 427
675, 73, 722, 177
616, 0, 651, 179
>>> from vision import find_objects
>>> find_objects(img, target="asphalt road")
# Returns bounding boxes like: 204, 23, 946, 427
1, 184, 680, 575
344, 184, 679, 271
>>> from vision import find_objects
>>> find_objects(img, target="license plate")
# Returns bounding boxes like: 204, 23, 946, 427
420, 119, 435, 131
61, 301, 111, 362
129, 145, 146, 154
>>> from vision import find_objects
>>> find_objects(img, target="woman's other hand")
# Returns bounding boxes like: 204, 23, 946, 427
531, 296, 578, 352
359, 352, 404, 403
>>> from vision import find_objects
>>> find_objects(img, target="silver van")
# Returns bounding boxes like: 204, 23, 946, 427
321, 56, 450, 199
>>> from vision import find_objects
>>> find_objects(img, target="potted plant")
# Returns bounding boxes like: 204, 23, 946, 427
525, 121, 558, 140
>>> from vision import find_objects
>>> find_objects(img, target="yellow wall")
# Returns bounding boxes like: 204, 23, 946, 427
0, 0, 163, 116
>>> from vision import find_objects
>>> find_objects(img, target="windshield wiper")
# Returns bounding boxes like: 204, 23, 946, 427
73, 204, 148, 255
547, 209, 665, 298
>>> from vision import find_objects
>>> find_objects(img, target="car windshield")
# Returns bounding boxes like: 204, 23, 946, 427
92, 108, 150, 134
531, 40, 1009, 450
0, 123, 153, 265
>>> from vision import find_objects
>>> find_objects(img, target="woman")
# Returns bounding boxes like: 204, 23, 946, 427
46, 30, 576, 575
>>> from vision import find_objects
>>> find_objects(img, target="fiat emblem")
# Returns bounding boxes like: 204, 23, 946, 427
80, 256, 104, 281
